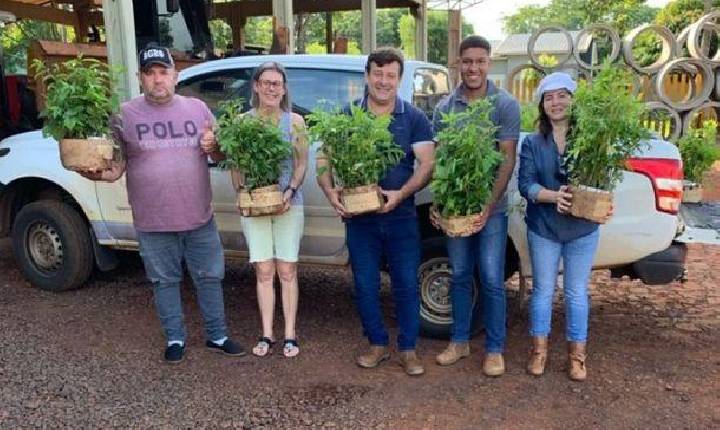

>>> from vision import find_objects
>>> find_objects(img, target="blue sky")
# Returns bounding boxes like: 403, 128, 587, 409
462, 0, 673, 41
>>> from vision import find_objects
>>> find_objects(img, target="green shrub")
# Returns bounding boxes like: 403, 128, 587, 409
431, 98, 504, 217
678, 120, 720, 184
566, 64, 650, 191
33, 56, 119, 141
307, 104, 404, 188
520, 102, 538, 132
216, 99, 292, 189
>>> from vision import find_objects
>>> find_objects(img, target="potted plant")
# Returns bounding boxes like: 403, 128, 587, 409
430, 98, 504, 236
565, 64, 650, 223
33, 56, 119, 172
308, 104, 405, 215
216, 99, 292, 216
678, 120, 720, 203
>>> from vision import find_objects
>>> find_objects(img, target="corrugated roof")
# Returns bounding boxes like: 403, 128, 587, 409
494, 31, 591, 56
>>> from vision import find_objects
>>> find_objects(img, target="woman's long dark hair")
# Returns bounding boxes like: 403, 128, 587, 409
536, 90, 575, 139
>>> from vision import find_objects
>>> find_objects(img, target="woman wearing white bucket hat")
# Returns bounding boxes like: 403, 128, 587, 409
518, 72, 612, 381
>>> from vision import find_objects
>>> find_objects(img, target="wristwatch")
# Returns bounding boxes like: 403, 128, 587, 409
285, 185, 298, 198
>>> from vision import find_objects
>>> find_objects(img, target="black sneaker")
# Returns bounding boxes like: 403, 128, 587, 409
206, 338, 246, 357
164, 343, 185, 364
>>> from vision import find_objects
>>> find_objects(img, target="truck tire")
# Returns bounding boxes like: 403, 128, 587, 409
11, 200, 94, 292
418, 237, 481, 339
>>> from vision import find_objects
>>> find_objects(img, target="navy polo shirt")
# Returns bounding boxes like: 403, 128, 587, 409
432, 81, 520, 214
343, 96, 434, 223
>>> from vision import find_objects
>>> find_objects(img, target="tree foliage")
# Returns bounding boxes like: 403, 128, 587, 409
1, 20, 68, 74
678, 119, 720, 184
431, 98, 503, 217
503, 0, 659, 35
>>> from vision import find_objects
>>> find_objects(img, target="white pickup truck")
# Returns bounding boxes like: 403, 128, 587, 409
0, 55, 687, 338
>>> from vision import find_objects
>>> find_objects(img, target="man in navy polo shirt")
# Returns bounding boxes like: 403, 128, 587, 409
317, 47, 435, 376
432, 35, 520, 376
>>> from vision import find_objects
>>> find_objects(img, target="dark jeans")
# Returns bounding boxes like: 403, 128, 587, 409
345, 217, 421, 351
137, 218, 227, 343
446, 212, 508, 352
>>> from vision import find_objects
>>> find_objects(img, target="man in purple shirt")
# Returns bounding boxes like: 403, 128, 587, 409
83, 45, 244, 363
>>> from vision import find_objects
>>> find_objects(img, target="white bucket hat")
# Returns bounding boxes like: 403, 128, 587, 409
535, 72, 577, 100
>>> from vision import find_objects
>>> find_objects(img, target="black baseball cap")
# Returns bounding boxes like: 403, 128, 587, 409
138, 45, 175, 70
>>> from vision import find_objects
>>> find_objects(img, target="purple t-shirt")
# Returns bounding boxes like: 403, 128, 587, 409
117, 95, 215, 232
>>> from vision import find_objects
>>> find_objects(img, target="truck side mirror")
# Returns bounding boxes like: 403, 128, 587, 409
166, 0, 180, 14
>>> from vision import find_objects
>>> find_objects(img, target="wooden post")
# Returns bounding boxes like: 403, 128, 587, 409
230, 11, 247, 52
272, 0, 294, 54
325, 12, 333, 54
101, 0, 139, 102
448, 9, 461, 86
74, 2, 90, 43
412, 0, 428, 61
361, 0, 376, 54
270, 17, 290, 54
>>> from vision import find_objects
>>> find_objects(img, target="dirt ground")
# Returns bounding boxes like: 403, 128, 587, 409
0, 237, 718, 429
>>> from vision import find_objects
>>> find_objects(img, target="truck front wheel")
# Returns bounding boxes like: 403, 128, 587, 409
11, 201, 94, 291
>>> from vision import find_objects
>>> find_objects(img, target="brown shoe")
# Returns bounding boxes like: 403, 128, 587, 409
482, 353, 505, 377
355, 345, 390, 369
436, 342, 470, 366
568, 342, 587, 381
399, 350, 425, 376
527, 336, 548, 376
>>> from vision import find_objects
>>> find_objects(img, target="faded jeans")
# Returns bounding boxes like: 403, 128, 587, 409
446, 212, 508, 352
137, 217, 227, 343
527, 229, 599, 342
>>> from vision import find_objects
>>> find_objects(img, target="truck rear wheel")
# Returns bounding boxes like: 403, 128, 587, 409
11, 201, 94, 291
418, 238, 481, 339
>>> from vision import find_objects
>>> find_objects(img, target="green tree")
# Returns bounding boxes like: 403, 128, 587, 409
398, 14, 416, 59
1, 20, 66, 74
428, 11, 474, 65
503, 0, 658, 36
209, 20, 232, 52
655, 0, 720, 34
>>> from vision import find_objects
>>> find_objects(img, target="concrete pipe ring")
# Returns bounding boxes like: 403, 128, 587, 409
655, 58, 713, 111
682, 101, 720, 136
623, 24, 677, 75
644, 101, 682, 141
527, 26, 574, 70
687, 11, 720, 66
505, 64, 546, 95
573, 24, 621, 70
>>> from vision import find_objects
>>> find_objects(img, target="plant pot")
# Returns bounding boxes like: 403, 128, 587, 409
570, 185, 613, 223
237, 184, 285, 217
59, 138, 114, 172
682, 181, 703, 203
438, 211, 482, 237
341, 184, 384, 215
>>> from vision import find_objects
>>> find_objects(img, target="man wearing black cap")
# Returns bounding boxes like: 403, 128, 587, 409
82, 45, 244, 364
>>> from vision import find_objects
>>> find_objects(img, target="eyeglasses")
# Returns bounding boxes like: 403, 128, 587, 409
258, 79, 284, 90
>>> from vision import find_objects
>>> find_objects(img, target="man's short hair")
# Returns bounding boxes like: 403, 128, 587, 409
459, 35, 492, 56
366, 47, 405, 76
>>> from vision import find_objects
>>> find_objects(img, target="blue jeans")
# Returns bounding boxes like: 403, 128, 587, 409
446, 212, 508, 352
137, 218, 227, 343
527, 229, 599, 342
346, 218, 421, 351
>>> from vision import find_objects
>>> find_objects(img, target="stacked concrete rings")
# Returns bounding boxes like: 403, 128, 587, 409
514, 12, 720, 141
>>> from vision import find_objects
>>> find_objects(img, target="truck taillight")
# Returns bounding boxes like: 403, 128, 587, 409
626, 158, 683, 214
625, 158, 683, 214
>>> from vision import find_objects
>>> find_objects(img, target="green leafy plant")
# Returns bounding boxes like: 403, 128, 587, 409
520, 102, 538, 132
678, 120, 720, 184
431, 98, 504, 217
216, 99, 292, 189
33, 56, 120, 141
307, 104, 404, 188
566, 64, 650, 191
